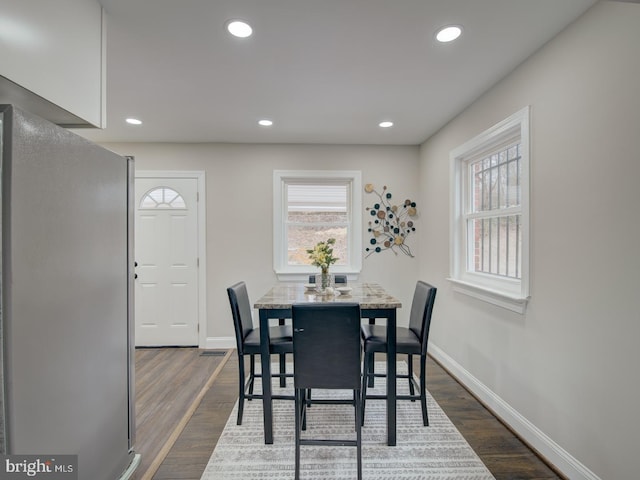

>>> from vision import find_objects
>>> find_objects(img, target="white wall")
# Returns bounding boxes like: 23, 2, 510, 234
419, 2, 640, 479
0, 0, 105, 126
101, 142, 420, 344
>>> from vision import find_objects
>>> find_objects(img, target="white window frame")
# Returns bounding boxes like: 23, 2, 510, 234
449, 107, 530, 313
274, 170, 362, 281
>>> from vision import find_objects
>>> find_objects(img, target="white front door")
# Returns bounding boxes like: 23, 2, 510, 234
134, 176, 200, 346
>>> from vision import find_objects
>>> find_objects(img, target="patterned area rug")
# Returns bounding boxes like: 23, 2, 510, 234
201, 362, 495, 480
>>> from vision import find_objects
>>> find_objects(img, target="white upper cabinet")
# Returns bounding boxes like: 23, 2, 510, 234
0, 0, 105, 127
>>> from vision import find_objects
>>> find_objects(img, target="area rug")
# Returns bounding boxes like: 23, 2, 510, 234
201, 362, 495, 480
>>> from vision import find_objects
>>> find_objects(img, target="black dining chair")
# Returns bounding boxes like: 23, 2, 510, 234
227, 281, 294, 425
292, 303, 363, 480
361, 280, 437, 426
308, 274, 347, 284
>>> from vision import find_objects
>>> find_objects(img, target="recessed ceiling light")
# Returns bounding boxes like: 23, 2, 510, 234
226, 20, 253, 38
436, 25, 462, 43
379, 121, 394, 128
125, 118, 142, 125
258, 119, 273, 127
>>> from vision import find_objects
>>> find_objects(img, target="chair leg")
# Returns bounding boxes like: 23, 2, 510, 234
420, 354, 429, 426
407, 354, 415, 400
279, 353, 287, 387
237, 354, 246, 425
248, 354, 255, 398
361, 353, 369, 425
278, 318, 287, 387
302, 389, 307, 431
353, 391, 358, 430
294, 389, 302, 480
355, 388, 362, 480
366, 351, 375, 387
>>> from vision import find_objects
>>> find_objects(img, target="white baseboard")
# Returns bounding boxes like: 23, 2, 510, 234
429, 344, 600, 480
204, 336, 235, 350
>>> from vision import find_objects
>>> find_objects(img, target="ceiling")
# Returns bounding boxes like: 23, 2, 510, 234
74, 0, 599, 146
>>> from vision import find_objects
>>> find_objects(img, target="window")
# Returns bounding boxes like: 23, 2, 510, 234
449, 107, 530, 313
274, 170, 362, 279
140, 187, 186, 209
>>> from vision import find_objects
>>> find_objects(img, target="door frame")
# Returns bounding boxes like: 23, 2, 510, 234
135, 170, 207, 348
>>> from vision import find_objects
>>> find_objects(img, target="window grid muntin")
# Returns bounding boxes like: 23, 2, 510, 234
140, 187, 186, 209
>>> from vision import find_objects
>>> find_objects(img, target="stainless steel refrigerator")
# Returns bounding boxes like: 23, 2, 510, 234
0, 105, 136, 479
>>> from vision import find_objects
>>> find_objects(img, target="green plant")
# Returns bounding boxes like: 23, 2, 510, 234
307, 238, 338, 273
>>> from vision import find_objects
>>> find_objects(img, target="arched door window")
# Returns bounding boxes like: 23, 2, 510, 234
139, 187, 186, 209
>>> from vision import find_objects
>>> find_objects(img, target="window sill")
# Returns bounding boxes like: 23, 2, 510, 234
447, 278, 529, 314
276, 271, 360, 283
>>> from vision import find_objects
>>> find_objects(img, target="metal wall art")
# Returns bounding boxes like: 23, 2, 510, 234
364, 183, 417, 258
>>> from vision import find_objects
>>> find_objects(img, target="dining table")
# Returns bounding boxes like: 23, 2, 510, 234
253, 282, 402, 446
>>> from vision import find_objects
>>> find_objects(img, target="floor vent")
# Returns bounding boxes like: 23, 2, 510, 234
200, 350, 227, 356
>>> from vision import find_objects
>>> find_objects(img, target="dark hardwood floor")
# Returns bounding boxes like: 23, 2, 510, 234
419, 355, 563, 480
132, 348, 230, 480
134, 349, 563, 480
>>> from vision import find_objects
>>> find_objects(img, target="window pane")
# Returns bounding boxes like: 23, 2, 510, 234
286, 183, 349, 266
507, 159, 519, 207
470, 142, 521, 213
498, 162, 508, 209
287, 184, 347, 214
472, 162, 483, 213
469, 214, 521, 279
498, 217, 507, 276
508, 144, 518, 160
287, 225, 348, 266
484, 218, 492, 273
508, 216, 521, 278
489, 217, 499, 274
140, 187, 186, 209
287, 211, 348, 223
490, 164, 499, 210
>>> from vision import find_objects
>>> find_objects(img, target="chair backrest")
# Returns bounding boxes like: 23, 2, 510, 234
227, 281, 255, 354
308, 274, 347, 284
292, 303, 361, 390
407, 281, 437, 354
